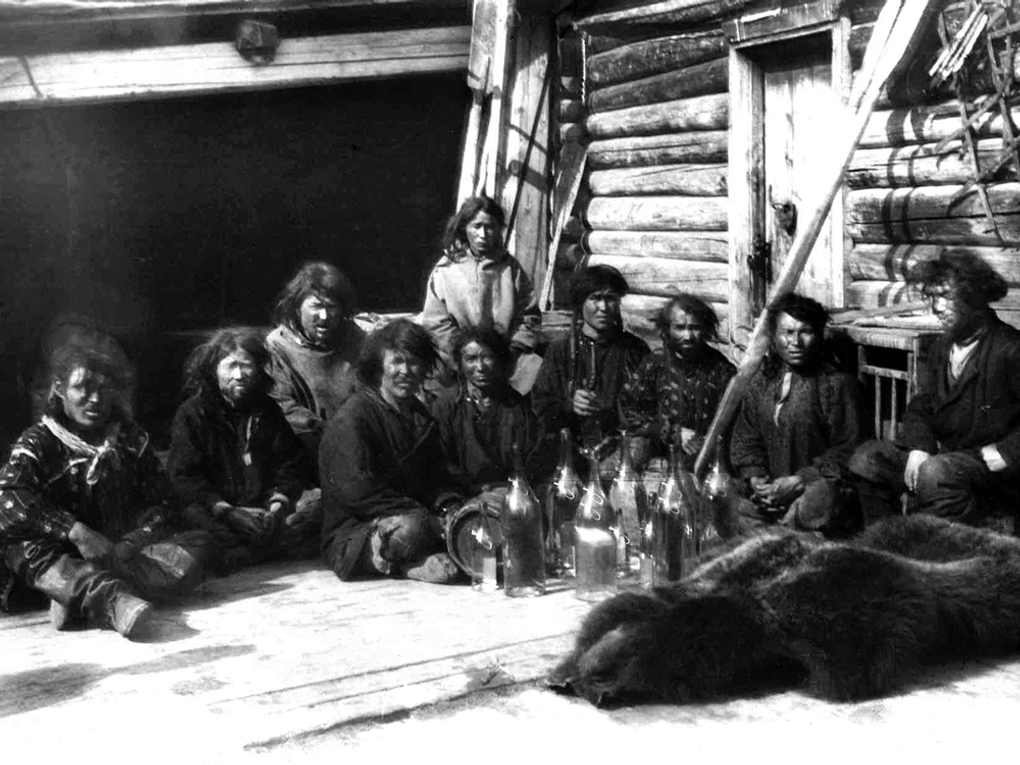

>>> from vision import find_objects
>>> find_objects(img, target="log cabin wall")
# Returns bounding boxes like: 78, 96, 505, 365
565, 0, 1020, 346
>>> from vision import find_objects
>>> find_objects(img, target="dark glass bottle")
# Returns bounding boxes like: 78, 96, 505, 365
575, 453, 617, 602
608, 432, 647, 576
651, 442, 697, 584
502, 443, 545, 597
544, 428, 580, 577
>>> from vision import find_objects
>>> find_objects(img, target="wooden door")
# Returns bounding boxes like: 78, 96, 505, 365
728, 22, 850, 347
762, 39, 843, 308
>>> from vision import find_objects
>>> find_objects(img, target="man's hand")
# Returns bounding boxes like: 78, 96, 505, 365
679, 427, 703, 457
69, 522, 114, 561
981, 444, 1008, 473
375, 515, 428, 563
571, 389, 599, 418
903, 449, 931, 492
750, 475, 804, 509
225, 506, 272, 542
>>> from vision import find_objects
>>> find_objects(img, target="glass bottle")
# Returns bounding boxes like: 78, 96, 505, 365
502, 443, 546, 597
575, 452, 617, 602
470, 502, 500, 593
651, 442, 697, 584
608, 432, 647, 576
544, 428, 580, 578
701, 458, 736, 553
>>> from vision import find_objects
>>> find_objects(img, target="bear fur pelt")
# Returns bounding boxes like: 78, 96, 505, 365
549, 515, 1020, 706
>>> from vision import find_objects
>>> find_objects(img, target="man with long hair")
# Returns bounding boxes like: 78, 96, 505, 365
320, 319, 464, 583
0, 325, 209, 638
266, 261, 365, 464
168, 327, 316, 571
730, 292, 865, 535
532, 265, 649, 468
850, 251, 1020, 529
621, 293, 735, 467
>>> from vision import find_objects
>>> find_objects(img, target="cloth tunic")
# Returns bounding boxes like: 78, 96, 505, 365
168, 389, 310, 511
730, 364, 864, 483
420, 246, 541, 365
319, 389, 462, 580
266, 322, 364, 456
431, 385, 540, 492
532, 329, 650, 443
621, 345, 735, 447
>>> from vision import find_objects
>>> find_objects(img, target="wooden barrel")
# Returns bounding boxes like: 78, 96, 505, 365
446, 487, 508, 578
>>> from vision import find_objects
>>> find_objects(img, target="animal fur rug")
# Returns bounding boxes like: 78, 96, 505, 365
550, 515, 1020, 706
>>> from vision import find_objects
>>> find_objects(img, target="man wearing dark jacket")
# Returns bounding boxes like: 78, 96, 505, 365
320, 319, 464, 583
168, 327, 315, 570
850, 252, 1020, 529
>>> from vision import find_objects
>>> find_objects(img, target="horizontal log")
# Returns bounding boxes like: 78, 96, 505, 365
861, 101, 1020, 147
588, 164, 727, 196
583, 230, 728, 262
558, 98, 584, 122
847, 215, 1020, 246
847, 138, 1014, 188
585, 195, 728, 231
622, 293, 731, 347
0, 26, 470, 106
847, 243, 1020, 283
588, 131, 728, 169
587, 32, 726, 87
576, 0, 750, 32
586, 25, 696, 55
587, 254, 728, 301
848, 280, 1020, 310
589, 56, 728, 113
586, 93, 728, 139
846, 184, 1020, 224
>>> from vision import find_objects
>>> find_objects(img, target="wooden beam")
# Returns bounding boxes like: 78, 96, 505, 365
575, 0, 750, 30
848, 138, 1011, 188
847, 242, 1020, 282
848, 215, 1020, 245
0, 25, 470, 107
585, 93, 728, 139
588, 131, 728, 169
588, 56, 728, 113
848, 280, 1020, 309
583, 230, 728, 262
587, 32, 726, 87
846, 183, 1020, 222
861, 101, 1020, 147
585, 195, 728, 231
588, 164, 727, 196
586, 254, 728, 301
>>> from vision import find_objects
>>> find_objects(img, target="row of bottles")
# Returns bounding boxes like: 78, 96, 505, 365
470, 430, 735, 600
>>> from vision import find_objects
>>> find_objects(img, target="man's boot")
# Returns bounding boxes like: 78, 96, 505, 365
110, 592, 153, 639
49, 599, 77, 631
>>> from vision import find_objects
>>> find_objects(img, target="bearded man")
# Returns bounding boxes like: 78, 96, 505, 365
850, 252, 1020, 530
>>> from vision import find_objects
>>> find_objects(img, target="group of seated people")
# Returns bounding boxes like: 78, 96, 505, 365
2, 193, 1018, 641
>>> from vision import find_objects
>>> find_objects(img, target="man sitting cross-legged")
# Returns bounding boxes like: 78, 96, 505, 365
0, 327, 210, 639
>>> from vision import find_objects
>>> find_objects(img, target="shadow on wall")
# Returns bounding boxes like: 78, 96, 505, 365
0, 74, 466, 448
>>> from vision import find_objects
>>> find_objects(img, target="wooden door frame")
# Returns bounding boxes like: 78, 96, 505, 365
727, 11, 851, 348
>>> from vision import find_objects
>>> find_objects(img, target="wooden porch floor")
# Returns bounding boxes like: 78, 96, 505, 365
3, 561, 1020, 763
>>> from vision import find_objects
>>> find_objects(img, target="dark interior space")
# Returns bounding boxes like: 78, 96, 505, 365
0, 72, 467, 449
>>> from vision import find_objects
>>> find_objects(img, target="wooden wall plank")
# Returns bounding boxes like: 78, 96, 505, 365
583, 230, 728, 261
847, 216, 1020, 245
0, 25, 470, 106
846, 184, 1020, 223
588, 131, 728, 168
585, 93, 728, 139
587, 32, 726, 87
588, 163, 727, 196
585, 195, 728, 231
847, 243, 1020, 282
861, 102, 1020, 147
589, 56, 728, 112
848, 138, 1013, 188
848, 280, 1020, 309
587, 254, 728, 300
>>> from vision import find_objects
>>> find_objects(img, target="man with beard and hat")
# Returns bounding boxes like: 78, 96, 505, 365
850, 251, 1020, 531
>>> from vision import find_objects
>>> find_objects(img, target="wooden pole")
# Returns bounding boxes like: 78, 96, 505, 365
692, 0, 936, 479
538, 142, 588, 310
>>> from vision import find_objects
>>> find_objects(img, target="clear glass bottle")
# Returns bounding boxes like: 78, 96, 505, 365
544, 428, 580, 578
701, 458, 736, 553
575, 452, 617, 602
502, 443, 546, 597
651, 442, 698, 584
470, 503, 500, 593
608, 432, 647, 576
